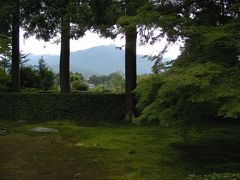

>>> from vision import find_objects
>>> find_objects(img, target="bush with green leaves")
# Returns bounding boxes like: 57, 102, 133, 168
71, 81, 89, 91
89, 84, 105, 93
135, 21, 240, 127
0, 69, 10, 92
20, 58, 55, 91
135, 62, 240, 126
37, 57, 55, 90
88, 72, 125, 93
20, 65, 38, 89
70, 72, 84, 83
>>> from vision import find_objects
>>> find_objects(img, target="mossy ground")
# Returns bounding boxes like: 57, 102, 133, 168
0, 120, 240, 180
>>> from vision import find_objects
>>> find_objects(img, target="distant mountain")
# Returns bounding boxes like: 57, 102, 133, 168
27, 44, 156, 77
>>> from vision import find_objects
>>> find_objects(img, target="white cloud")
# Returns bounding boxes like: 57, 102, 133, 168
20, 29, 181, 59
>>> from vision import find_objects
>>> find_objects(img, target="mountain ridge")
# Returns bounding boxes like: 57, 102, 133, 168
27, 44, 155, 77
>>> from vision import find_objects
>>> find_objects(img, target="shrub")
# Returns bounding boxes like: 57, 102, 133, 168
0, 69, 11, 92
89, 84, 104, 93
72, 81, 89, 91
135, 22, 240, 127
0, 93, 125, 122
135, 63, 240, 127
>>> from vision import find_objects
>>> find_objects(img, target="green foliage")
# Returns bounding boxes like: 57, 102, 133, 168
22, 0, 95, 41
88, 72, 125, 93
88, 74, 110, 85
186, 172, 240, 180
37, 57, 55, 90
135, 62, 240, 126
0, 69, 11, 92
88, 84, 105, 93
0, 55, 11, 72
0, 2, 12, 38
0, 36, 11, 60
70, 72, 84, 83
20, 57, 55, 91
108, 72, 125, 93
71, 81, 88, 91
20, 65, 38, 89
135, 1, 240, 127
0, 93, 125, 121
136, 74, 162, 112
70, 72, 87, 91
177, 22, 240, 67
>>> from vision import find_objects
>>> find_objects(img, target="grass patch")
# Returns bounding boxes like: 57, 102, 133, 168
1, 120, 240, 179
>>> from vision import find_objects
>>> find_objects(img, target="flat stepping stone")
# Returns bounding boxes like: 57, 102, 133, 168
17, 120, 26, 124
0, 127, 9, 135
29, 127, 59, 133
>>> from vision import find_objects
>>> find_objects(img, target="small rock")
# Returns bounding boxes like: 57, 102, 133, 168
29, 127, 59, 133
17, 120, 26, 124
0, 127, 9, 136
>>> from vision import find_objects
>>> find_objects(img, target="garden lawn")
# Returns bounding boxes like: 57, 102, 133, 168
1, 120, 240, 180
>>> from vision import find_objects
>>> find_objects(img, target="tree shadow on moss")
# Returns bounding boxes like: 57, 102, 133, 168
170, 130, 240, 175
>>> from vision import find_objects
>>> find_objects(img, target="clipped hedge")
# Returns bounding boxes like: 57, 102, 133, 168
0, 93, 125, 121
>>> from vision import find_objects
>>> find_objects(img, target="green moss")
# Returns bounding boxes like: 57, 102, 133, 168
1, 120, 240, 179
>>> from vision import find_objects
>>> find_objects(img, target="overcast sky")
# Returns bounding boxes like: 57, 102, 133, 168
20, 29, 181, 59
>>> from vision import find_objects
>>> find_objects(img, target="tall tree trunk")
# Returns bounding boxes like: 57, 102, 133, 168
11, 0, 20, 92
60, 17, 70, 93
221, 0, 225, 16
125, 25, 137, 122
124, 0, 138, 122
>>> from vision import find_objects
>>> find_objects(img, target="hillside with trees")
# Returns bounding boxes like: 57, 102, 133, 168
27, 45, 154, 76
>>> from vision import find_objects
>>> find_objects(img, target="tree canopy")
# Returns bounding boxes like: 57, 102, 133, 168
135, 0, 240, 126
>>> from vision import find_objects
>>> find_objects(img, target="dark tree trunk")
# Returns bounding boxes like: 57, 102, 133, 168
11, 0, 20, 92
221, 0, 225, 16
60, 17, 70, 93
124, 0, 138, 122
125, 25, 137, 122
